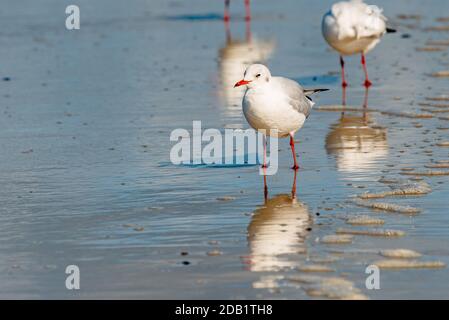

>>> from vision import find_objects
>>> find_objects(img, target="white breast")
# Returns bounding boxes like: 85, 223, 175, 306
242, 88, 306, 138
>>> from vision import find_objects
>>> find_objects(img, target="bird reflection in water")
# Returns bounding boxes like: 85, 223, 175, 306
326, 88, 388, 177
218, 6, 275, 124
224, 0, 251, 41
243, 171, 311, 275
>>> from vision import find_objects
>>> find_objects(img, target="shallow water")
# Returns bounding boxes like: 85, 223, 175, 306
1, 0, 449, 299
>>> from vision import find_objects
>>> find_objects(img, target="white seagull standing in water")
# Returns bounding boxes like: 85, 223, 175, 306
322, 0, 396, 88
234, 64, 328, 170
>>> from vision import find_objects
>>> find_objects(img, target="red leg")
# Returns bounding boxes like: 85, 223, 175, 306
263, 174, 268, 201
361, 53, 372, 88
289, 133, 299, 170
340, 58, 347, 117
261, 135, 267, 169
224, 0, 230, 22
261, 135, 268, 200
340, 55, 348, 88
244, 0, 251, 21
341, 58, 347, 114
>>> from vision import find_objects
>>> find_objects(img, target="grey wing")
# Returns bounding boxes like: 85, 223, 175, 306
275, 77, 313, 118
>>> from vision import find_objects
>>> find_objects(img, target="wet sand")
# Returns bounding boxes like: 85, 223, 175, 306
0, 0, 449, 299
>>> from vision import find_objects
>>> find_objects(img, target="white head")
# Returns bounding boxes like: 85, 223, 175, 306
234, 64, 271, 89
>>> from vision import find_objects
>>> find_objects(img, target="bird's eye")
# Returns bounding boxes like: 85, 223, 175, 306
255, 74, 261, 78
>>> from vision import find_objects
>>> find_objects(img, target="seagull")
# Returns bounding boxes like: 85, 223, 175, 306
322, 0, 396, 88
224, 0, 251, 22
234, 64, 328, 170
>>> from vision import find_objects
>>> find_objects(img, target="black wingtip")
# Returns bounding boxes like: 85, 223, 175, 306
304, 88, 330, 95
386, 27, 397, 33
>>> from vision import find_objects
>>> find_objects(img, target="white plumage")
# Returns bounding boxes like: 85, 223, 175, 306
321, 0, 395, 87
242, 75, 311, 138
322, 0, 388, 55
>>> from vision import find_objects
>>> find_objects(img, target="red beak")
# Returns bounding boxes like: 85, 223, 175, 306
234, 79, 251, 87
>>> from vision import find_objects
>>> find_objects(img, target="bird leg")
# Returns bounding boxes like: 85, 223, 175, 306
361, 53, 372, 88
261, 135, 268, 199
341, 58, 347, 116
263, 174, 268, 201
340, 55, 348, 88
224, 0, 230, 22
289, 133, 299, 170
261, 134, 267, 169
245, 0, 251, 21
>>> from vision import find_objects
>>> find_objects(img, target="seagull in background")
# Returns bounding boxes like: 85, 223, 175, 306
234, 64, 328, 170
322, 0, 396, 88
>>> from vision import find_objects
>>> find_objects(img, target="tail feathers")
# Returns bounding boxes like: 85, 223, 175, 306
386, 27, 396, 33
304, 88, 329, 110
304, 88, 330, 95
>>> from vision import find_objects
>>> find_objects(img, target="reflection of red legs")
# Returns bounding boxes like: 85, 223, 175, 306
361, 53, 372, 88
245, 13, 251, 41
225, 20, 231, 43
224, 0, 231, 43
363, 86, 370, 121
245, 0, 251, 21
244, 0, 251, 41
224, 0, 230, 21
289, 133, 299, 170
291, 169, 297, 199
363, 86, 370, 108
340, 55, 348, 88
